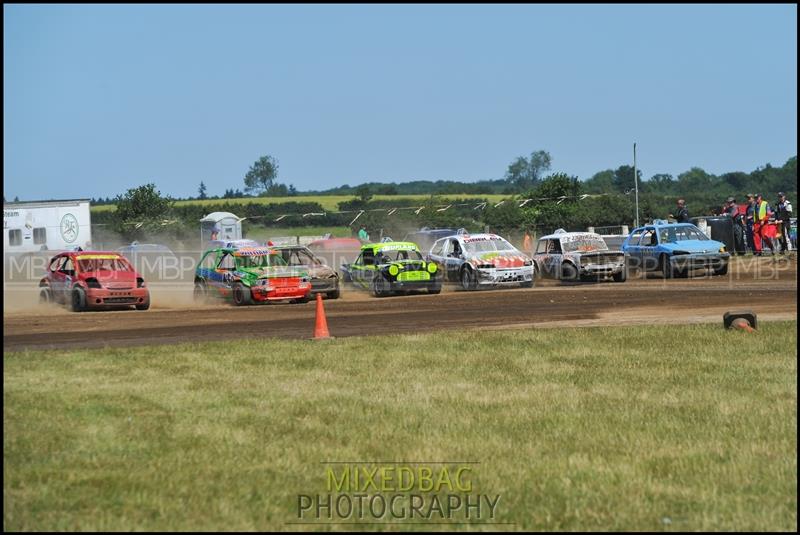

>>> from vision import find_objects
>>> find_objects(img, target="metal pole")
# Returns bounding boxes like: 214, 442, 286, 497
633, 142, 639, 228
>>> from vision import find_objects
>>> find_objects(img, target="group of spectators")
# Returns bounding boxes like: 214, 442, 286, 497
671, 193, 795, 255
718, 193, 794, 255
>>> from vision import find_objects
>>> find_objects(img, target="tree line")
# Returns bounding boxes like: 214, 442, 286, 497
93, 150, 796, 244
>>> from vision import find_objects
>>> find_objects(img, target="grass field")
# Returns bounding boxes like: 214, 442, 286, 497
4, 322, 797, 531
90, 194, 509, 213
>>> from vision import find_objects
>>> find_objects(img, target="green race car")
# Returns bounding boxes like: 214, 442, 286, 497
341, 241, 441, 297
193, 245, 312, 305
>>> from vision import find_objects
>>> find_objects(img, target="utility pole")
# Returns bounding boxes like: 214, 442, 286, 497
633, 142, 639, 228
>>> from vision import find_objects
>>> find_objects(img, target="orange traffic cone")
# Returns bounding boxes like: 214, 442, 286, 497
731, 317, 755, 333
312, 293, 331, 339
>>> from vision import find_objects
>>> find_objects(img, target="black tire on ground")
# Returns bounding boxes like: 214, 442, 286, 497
135, 299, 150, 311
460, 267, 477, 291
714, 262, 729, 276
193, 281, 208, 302
39, 287, 52, 304
370, 274, 391, 297
293, 294, 311, 304
232, 282, 252, 306
427, 281, 442, 294
659, 254, 673, 279
561, 262, 579, 282
612, 267, 627, 283
327, 286, 341, 299
71, 287, 86, 312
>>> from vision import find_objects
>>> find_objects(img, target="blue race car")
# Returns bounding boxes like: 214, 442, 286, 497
622, 220, 730, 278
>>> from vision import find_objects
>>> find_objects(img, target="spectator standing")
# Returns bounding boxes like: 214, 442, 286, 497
522, 231, 533, 255
744, 194, 757, 254
775, 192, 793, 254
725, 197, 746, 255
669, 199, 690, 223
753, 193, 773, 255
357, 224, 370, 243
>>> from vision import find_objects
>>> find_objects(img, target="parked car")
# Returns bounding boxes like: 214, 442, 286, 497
38, 251, 150, 311
533, 229, 627, 282
307, 237, 363, 271
273, 245, 341, 299
402, 227, 463, 253
207, 238, 260, 249
341, 241, 441, 297
116, 242, 178, 282
426, 232, 535, 290
193, 246, 311, 305
622, 220, 730, 278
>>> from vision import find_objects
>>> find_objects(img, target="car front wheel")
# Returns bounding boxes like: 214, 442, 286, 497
193, 281, 208, 303
460, 267, 477, 291
370, 274, 391, 297
71, 287, 86, 312
232, 282, 252, 306
39, 287, 52, 304
659, 254, 673, 279
561, 262, 579, 282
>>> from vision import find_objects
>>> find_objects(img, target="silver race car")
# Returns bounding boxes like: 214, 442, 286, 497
426, 231, 535, 290
533, 229, 627, 282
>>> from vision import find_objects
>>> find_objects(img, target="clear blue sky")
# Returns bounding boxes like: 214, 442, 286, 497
3, 4, 797, 200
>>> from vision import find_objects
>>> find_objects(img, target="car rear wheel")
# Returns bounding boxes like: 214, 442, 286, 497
612, 267, 627, 283
460, 267, 477, 291
714, 262, 729, 276
135, 298, 150, 311
71, 287, 86, 312
327, 286, 341, 299
232, 282, 252, 306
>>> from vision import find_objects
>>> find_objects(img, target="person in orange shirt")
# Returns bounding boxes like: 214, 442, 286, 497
522, 231, 533, 255
752, 193, 773, 256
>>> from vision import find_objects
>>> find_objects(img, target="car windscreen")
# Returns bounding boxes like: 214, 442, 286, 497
77, 257, 132, 272
378, 249, 423, 262
561, 236, 609, 253
659, 226, 709, 244
463, 238, 515, 254
236, 253, 288, 269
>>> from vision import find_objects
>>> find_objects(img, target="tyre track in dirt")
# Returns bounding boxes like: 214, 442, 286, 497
4, 257, 796, 351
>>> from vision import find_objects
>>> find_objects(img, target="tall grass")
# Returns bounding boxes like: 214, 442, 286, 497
4, 322, 796, 531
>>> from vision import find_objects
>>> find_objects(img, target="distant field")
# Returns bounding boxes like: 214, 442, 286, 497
244, 225, 352, 240
90, 194, 508, 213
4, 322, 796, 531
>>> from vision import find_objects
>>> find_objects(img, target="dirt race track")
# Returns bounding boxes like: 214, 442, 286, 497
3, 256, 797, 351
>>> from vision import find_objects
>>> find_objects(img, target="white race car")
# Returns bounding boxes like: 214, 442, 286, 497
426, 232, 535, 290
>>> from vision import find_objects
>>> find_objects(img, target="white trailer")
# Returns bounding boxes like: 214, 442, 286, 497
3, 199, 92, 253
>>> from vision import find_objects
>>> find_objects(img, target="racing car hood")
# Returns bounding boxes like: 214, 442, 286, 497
467, 251, 530, 269
661, 240, 725, 254
381, 259, 427, 270
298, 264, 336, 278
236, 266, 308, 279
79, 270, 139, 283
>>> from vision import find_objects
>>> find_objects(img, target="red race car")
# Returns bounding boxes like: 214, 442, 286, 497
38, 251, 150, 311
